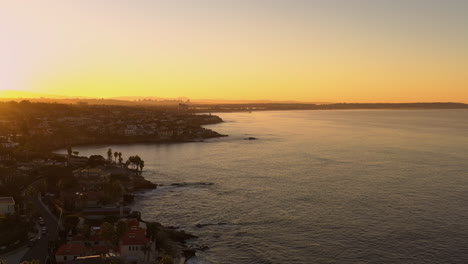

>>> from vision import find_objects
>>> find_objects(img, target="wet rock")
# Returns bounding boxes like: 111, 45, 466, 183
183, 249, 196, 259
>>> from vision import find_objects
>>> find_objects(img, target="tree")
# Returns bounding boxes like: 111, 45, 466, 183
115, 220, 128, 240
113, 151, 118, 163
80, 224, 91, 240
146, 222, 157, 242
107, 148, 112, 162
139, 160, 145, 172
100, 222, 116, 245
118, 152, 123, 165
67, 146, 72, 156
126, 155, 143, 171
160, 255, 175, 264
89, 155, 106, 167
102, 181, 123, 204
20, 261, 40, 264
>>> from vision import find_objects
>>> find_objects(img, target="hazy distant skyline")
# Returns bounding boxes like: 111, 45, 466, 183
1, 0, 468, 102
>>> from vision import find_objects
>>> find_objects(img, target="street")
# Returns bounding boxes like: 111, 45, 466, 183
20, 195, 60, 264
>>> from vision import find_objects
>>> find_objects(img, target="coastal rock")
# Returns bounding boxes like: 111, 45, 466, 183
171, 182, 214, 187
195, 222, 227, 228
244, 137, 257, 140
183, 249, 196, 259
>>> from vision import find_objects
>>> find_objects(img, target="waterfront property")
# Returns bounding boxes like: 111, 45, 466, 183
119, 218, 156, 263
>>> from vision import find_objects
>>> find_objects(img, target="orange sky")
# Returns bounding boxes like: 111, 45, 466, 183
1, 0, 467, 102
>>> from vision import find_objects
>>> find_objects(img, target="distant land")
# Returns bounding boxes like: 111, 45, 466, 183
0, 90, 467, 111
0, 90, 330, 105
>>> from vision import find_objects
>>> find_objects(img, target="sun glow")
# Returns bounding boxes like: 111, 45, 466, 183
1, 1, 468, 102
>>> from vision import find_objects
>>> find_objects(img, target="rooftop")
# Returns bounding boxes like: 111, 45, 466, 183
120, 228, 149, 246
0, 197, 15, 205
55, 243, 87, 256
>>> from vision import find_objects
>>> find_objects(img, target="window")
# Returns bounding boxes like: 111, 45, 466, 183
129, 246, 131, 251
64, 256, 67, 260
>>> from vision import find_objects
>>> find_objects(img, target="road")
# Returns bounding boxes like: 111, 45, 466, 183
20, 195, 60, 264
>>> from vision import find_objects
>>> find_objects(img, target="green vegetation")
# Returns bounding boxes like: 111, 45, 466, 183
99, 221, 130, 245
159, 255, 175, 264
0, 215, 30, 253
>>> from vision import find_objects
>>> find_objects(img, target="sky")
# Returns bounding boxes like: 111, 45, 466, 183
1, 0, 467, 102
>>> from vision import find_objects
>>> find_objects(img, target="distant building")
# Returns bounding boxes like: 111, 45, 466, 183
0, 197, 15, 217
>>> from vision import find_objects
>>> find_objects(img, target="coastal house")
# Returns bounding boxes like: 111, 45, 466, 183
55, 243, 87, 264
119, 219, 156, 264
0, 197, 15, 217
70, 233, 118, 256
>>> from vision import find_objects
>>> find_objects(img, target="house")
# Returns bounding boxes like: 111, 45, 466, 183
119, 218, 156, 263
0, 197, 15, 217
55, 243, 87, 264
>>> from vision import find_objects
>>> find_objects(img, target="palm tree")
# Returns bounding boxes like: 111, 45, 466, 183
118, 156, 123, 165
113, 151, 118, 163
107, 148, 112, 161
139, 160, 145, 173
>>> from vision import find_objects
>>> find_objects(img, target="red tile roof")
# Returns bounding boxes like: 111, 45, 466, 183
127, 218, 139, 228
0, 197, 15, 204
120, 228, 149, 246
56, 243, 87, 256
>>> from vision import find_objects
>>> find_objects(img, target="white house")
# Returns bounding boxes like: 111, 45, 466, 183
119, 219, 156, 263
0, 197, 15, 217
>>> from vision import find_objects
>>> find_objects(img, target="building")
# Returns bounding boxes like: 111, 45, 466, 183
55, 243, 87, 264
119, 219, 156, 263
0, 197, 15, 217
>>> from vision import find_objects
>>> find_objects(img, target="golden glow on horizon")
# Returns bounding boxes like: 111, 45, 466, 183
1, 1, 468, 103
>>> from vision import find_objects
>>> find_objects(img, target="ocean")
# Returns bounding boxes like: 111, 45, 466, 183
66, 110, 468, 263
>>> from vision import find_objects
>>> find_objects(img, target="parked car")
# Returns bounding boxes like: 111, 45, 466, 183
41, 227, 47, 235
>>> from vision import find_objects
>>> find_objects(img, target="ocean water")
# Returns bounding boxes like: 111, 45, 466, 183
68, 110, 468, 263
